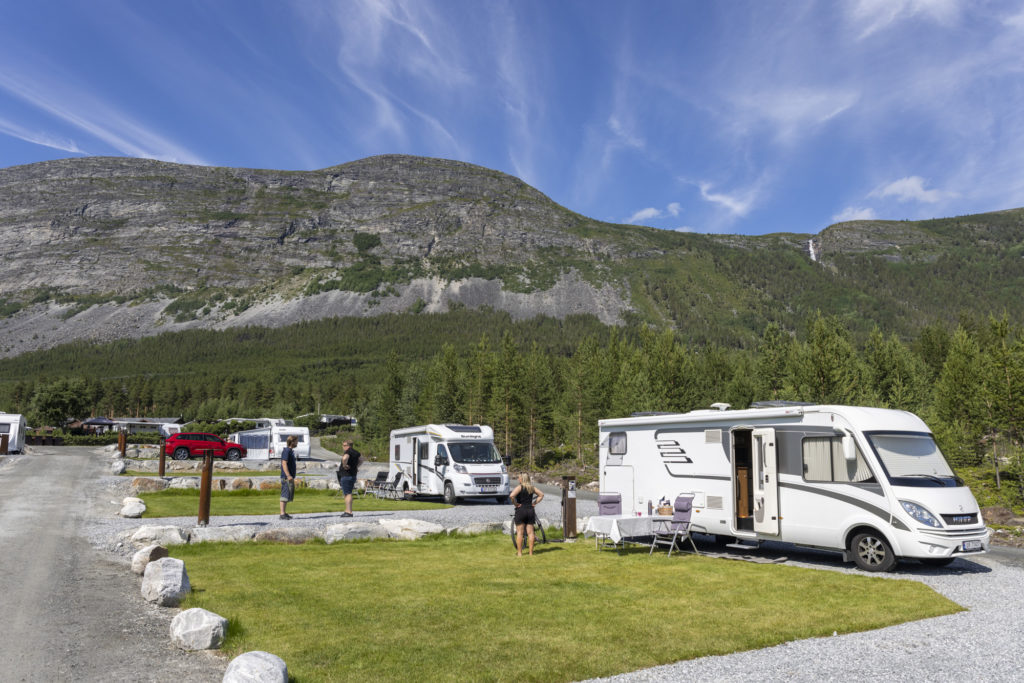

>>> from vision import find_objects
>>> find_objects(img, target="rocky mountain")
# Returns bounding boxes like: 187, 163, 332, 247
1, 154, 1023, 357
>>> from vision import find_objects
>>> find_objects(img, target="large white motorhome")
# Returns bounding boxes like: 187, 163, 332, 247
389, 424, 510, 504
598, 402, 990, 571
228, 418, 310, 460
0, 413, 26, 454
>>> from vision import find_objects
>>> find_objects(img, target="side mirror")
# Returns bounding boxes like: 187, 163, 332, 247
842, 433, 857, 462
434, 455, 446, 468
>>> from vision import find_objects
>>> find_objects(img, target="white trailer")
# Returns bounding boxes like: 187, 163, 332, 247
0, 413, 26, 454
389, 424, 511, 504
598, 402, 990, 571
228, 420, 310, 460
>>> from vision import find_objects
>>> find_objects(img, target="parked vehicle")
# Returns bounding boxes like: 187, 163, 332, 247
0, 413, 26, 454
598, 402, 990, 571
164, 432, 247, 461
227, 422, 310, 460
389, 424, 511, 504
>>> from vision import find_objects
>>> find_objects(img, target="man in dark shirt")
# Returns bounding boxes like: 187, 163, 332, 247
338, 440, 361, 517
279, 435, 298, 520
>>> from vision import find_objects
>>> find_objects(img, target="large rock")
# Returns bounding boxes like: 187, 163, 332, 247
141, 557, 191, 606
379, 518, 446, 540
170, 608, 228, 650
303, 478, 329, 490
254, 527, 317, 544
168, 476, 201, 489
131, 544, 169, 575
131, 477, 168, 493
119, 497, 146, 518
131, 525, 190, 548
190, 525, 260, 543
223, 651, 288, 683
111, 460, 127, 475
451, 521, 503, 536
227, 477, 252, 490
323, 522, 390, 543
258, 480, 280, 491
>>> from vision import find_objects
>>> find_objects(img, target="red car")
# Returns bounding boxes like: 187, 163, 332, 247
164, 432, 247, 461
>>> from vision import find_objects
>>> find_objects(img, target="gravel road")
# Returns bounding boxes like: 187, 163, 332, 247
4, 445, 1023, 682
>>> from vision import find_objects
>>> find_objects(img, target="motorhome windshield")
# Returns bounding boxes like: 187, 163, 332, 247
866, 432, 961, 487
448, 442, 501, 464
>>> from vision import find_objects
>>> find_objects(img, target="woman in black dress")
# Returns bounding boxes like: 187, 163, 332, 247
509, 473, 545, 556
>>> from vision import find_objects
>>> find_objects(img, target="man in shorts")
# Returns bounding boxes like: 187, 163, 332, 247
337, 440, 361, 517
279, 435, 298, 520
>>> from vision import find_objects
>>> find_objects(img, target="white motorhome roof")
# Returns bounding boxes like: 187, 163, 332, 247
599, 404, 928, 432
391, 424, 494, 440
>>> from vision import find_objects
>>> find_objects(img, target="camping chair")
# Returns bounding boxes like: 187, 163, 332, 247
594, 492, 622, 550
379, 471, 403, 499
364, 471, 388, 497
650, 494, 700, 557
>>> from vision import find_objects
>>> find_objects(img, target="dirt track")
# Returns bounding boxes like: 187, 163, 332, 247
0, 448, 225, 682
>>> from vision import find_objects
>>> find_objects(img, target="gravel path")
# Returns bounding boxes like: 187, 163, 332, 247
9, 446, 1024, 682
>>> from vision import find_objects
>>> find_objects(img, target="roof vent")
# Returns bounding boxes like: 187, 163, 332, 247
710, 403, 731, 411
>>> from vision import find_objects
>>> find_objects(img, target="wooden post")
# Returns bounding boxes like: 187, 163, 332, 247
198, 450, 213, 527
562, 476, 577, 539
118, 430, 126, 458
158, 437, 166, 477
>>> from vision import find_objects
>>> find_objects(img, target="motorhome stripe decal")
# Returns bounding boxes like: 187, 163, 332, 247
780, 481, 899, 526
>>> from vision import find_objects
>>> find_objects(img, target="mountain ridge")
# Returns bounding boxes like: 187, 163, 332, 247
2, 154, 1023, 358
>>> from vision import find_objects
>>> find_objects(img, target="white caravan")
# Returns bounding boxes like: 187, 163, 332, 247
598, 403, 990, 571
389, 424, 510, 504
228, 419, 310, 460
0, 413, 26, 454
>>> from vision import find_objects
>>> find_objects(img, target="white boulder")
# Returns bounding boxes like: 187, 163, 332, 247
131, 544, 170, 575
170, 607, 228, 650
379, 518, 446, 540
323, 522, 390, 543
223, 651, 288, 683
119, 497, 146, 518
111, 460, 127, 475
131, 525, 190, 548
141, 557, 191, 607
451, 521, 503, 536
190, 525, 260, 543
168, 476, 201, 489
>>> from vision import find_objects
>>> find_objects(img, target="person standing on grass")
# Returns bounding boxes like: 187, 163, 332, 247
510, 473, 544, 557
338, 439, 361, 517
279, 435, 298, 520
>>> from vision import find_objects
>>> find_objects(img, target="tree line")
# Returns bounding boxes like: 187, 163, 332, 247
6, 312, 1022, 492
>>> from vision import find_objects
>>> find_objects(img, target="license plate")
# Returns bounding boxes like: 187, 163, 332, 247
480, 486, 497, 492
962, 540, 982, 552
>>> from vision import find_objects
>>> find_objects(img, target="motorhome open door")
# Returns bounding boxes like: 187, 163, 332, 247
752, 428, 780, 536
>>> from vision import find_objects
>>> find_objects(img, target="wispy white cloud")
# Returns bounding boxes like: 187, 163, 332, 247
870, 176, 946, 203
0, 70, 204, 164
493, 2, 540, 187
847, 0, 960, 41
626, 207, 662, 224
728, 87, 860, 144
667, 202, 681, 217
832, 206, 877, 222
696, 179, 762, 217
0, 116, 85, 155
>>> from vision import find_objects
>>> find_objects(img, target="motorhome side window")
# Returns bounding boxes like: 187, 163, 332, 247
608, 432, 627, 459
394, 444, 401, 461
802, 437, 875, 484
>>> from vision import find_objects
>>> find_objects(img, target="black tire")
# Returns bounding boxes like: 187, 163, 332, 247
443, 482, 457, 505
510, 516, 547, 548
226, 448, 241, 461
919, 557, 955, 567
850, 531, 897, 572
495, 496, 507, 505
172, 447, 190, 461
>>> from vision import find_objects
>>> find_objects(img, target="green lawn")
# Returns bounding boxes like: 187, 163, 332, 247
139, 488, 451, 517
172, 534, 961, 682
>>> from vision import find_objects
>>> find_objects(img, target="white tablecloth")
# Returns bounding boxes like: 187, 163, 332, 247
583, 515, 672, 544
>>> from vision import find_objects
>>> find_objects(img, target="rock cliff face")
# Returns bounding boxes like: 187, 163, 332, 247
2, 154, 1023, 358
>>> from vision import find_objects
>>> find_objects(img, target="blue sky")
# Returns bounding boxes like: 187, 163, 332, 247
2, 1, 1023, 236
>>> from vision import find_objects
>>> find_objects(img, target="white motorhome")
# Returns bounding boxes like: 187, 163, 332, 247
228, 419, 310, 460
598, 402, 990, 571
389, 424, 510, 504
0, 413, 26, 454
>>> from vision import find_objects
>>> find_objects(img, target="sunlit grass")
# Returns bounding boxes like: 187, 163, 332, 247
173, 534, 962, 682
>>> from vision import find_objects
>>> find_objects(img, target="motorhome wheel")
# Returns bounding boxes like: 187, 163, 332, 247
850, 531, 897, 572
443, 482, 457, 505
